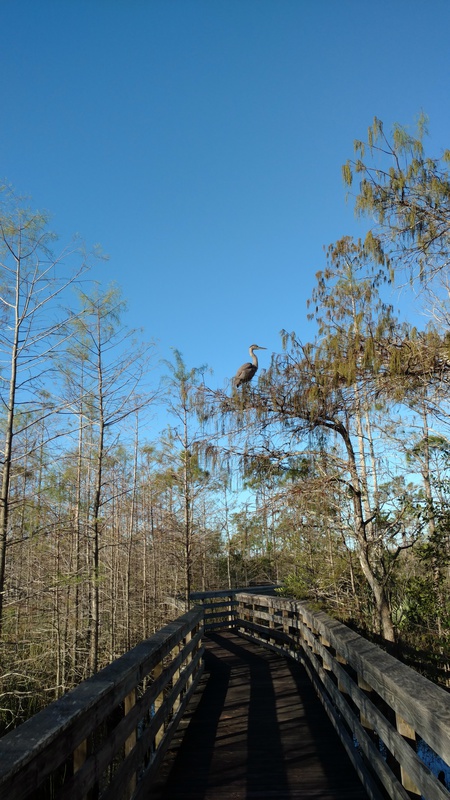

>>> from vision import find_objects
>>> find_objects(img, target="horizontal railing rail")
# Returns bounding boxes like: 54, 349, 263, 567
234, 592, 450, 800
0, 606, 204, 800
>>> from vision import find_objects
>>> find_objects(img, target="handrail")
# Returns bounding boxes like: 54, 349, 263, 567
0, 606, 204, 800
234, 592, 450, 800
3, 590, 448, 800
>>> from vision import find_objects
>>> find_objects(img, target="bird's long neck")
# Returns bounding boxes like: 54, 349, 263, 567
249, 346, 258, 367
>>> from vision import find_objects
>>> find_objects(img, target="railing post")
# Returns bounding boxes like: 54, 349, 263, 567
282, 608, 292, 655
171, 643, 182, 715
227, 593, 233, 627
312, 621, 323, 657
357, 675, 371, 726
356, 674, 379, 745
299, 609, 314, 654
152, 661, 164, 749
335, 654, 348, 693
396, 713, 420, 795
124, 689, 137, 797
73, 738, 96, 800
199, 597, 205, 630
185, 630, 193, 690
236, 594, 244, 632
320, 634, 332, 671
73, 738, 87, 774
249, 597, 255, 627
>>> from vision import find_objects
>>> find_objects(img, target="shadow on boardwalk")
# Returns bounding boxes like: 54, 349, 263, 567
150, 630, 370, 800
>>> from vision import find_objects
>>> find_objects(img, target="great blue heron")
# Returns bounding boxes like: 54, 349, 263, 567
234, 344, 266, 388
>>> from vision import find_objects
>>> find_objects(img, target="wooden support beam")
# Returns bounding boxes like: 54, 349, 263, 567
357, 674, 374, 730
124, 689, 137, 798
396, 713, 420, 796
73, 737, 87, 775
152, 661, 164, 749
336, 653, 348, 693
184, 631, 193, 691
320, 635, 332, 670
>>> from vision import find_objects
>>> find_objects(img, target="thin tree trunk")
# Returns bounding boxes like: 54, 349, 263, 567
73, 372, 84, 681
183, 408, 192, 609
126, 414, 139, 649
0, 259, 20, 635
89, 329, 105, 674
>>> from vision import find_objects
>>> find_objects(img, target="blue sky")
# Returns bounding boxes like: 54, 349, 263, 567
2, 0, 450, 415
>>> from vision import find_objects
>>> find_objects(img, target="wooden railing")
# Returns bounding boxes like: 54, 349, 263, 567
0, 606, 203, 800
233, 592, 450, 800
2, 589, 449, 800
190, 584, 280, 630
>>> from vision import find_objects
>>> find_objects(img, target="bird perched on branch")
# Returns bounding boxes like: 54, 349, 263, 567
234, 344, 266, 388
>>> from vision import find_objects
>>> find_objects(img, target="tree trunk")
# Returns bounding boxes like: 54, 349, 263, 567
89, 333, 105, 675
0, 264, 20, 636
337, 419, 396, 643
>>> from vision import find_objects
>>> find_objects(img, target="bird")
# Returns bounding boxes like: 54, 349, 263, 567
234, 344, 266, 388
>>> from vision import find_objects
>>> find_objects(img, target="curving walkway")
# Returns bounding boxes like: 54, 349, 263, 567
150, 630, 370, 799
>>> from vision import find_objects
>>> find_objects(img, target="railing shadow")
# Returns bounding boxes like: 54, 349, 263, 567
216, 631, 369, 799
153, 641, 231, 799
213, 632, 291, 798
284, 656, 368, 797
151, 629, 370, 799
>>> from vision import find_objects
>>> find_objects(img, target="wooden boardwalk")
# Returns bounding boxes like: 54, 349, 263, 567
150, 630, 370, 799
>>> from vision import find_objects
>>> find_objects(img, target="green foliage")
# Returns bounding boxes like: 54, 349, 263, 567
343, 113, 450, 282
281, 573, 310, 600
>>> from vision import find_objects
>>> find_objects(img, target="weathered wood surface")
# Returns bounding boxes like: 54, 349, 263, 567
234, 593, 450, 800
190, 585, 279, 601
191, 586, 280, 631
150, 631, 370, 800
0, 607, 204, 800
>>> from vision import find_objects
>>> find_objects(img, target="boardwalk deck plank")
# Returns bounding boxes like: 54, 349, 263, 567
149, 631, 370, 799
